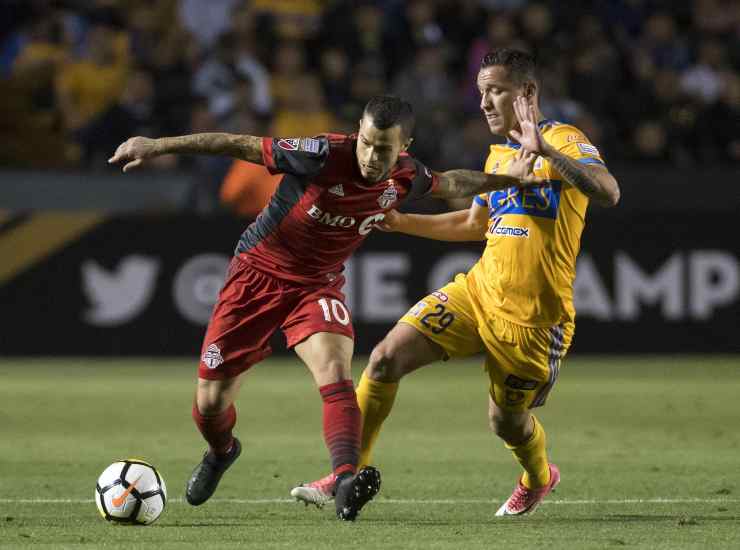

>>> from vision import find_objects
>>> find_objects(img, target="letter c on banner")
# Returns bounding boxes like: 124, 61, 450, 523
173, 254, 230, 325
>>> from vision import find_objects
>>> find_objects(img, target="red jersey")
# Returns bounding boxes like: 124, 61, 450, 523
235, 133, 438, 284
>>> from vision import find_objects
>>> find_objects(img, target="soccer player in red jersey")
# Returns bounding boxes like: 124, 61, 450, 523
109, 96, 540, 520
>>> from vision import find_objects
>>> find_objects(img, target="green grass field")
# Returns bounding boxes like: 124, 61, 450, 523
2, 356, 739, 549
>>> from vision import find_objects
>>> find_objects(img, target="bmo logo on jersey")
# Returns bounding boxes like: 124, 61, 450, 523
306, 204, 385, 235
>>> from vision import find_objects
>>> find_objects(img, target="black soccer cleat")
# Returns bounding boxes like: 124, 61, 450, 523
185, 438, 242, 506
334, 466, 381, 521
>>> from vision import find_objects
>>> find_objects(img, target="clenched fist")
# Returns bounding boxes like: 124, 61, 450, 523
376, 209, 404, 232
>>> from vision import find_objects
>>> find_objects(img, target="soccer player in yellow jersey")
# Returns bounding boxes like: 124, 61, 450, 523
292, 49, 620, 516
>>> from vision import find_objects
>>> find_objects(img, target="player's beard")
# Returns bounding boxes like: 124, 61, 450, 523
362, 167, 388, 185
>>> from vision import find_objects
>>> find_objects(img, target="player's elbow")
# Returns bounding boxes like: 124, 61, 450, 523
595, 175, 620, 208
602, 183, 620, 208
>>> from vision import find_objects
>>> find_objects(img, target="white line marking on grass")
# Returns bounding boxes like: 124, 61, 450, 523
2, 498, 739, 505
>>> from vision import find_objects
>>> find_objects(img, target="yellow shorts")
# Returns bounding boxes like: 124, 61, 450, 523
399, 273, 574, 412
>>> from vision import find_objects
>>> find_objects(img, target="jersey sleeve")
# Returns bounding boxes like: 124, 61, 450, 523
406, 158, 440, 200
548, 125, 606, 167
261, 136, 330, 177
473, 194, 488, 207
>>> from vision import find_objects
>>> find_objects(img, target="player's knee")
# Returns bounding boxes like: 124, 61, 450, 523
196, 395, 228, 416
306, 349, 351, 385
489, 412, 517, 441
488, 406, 530, 444
367, 340, 408, 382
320, 357, 348, 382
196, 378, 235, 416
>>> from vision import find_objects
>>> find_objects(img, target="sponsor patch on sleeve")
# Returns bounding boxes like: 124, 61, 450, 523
299, 138, 320, 154
277, 138, 299, 151
431, 291, 449, 302
576, 142, 600, 156
407, 301, 428, 318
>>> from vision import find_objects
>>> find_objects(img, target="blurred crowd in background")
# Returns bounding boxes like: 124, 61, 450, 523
2, 0, 738, 215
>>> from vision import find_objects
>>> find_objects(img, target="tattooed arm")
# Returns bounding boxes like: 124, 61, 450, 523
431, 149, 542, 199
432, 170, 518, 198
509, 96, 620, 207
545, 151, 620, 207
108, 133, 264, 172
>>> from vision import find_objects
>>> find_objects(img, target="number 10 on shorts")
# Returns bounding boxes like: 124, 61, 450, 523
318, 298, 350, 326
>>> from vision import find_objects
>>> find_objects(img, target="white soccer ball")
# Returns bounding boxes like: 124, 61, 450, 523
95, 459, 167, 525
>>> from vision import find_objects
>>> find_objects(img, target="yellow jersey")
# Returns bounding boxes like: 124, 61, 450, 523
468, 120, 605, 327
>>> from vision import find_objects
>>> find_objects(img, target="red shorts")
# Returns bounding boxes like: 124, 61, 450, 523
198, 256, 354, 380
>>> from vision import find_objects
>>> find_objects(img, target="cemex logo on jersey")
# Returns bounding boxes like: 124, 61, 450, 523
377, 181, 398, 208
306, 204, 386, 235
488, 217, 530, 238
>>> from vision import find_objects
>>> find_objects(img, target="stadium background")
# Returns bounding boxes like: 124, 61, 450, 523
1, 0, 738, 355
1, 1, 739, 548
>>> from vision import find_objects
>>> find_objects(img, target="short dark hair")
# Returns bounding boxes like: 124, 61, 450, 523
480, 48, 537, 84
363, 95, 415, 140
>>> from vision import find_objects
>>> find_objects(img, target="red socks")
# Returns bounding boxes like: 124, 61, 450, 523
192, 402, 236, 457
191, 379, 360, 474
319, 380, 361, 477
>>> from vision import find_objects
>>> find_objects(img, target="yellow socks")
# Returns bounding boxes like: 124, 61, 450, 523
505, 415, 550, 489
355, 372, 399, 469
356, 372, 550, 489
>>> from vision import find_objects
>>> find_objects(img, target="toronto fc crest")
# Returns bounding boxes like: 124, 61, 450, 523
201, 343, 224, 369
378, 181, 398, 208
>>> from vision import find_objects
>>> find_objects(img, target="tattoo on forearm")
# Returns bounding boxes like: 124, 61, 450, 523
442, 170, 481, 197
439, 170, 517, 198
158, 133, 263, 163
549, 153, 602, 199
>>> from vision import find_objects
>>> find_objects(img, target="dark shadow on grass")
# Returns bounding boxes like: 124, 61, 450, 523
356, 515, 740, 527
157, 518, 338, 528
154, 521, 249, 529
596, 514, 740, 523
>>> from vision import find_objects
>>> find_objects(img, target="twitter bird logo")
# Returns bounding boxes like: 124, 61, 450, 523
82, 256, 160, 326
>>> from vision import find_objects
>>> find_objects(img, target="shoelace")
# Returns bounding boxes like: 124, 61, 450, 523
311, 475, 336, 493
508, 484, 531, 510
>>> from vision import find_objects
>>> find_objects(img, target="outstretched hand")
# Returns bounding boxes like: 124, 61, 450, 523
508, 96, 551, 157
108, 136, 159, 172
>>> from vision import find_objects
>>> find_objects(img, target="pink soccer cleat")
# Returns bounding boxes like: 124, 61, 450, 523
290, 472, 336, 508
495, 463, 560, 516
